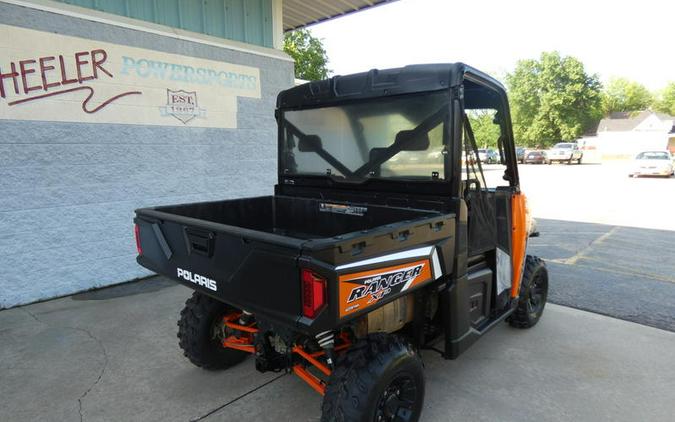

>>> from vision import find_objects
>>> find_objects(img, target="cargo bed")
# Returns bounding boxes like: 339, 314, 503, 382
150, 195, 440, 239
135, 195, 454, 332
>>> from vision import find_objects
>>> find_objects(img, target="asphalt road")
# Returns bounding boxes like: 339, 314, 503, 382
513, 161, 675, 331
528, 219, 675, 331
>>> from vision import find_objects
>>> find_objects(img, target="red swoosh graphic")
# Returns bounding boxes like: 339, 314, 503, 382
8, 86, 142, 114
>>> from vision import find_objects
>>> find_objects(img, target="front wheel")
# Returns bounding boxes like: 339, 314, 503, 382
509, 256, 548, 329
322, 334, 424, 422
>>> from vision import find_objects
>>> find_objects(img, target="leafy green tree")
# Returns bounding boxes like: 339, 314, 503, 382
602, 78, 654, 114
283, 29, 330, 81
654, 82, 675, 116
506, 51, 603, 147
467, 109, 501, 149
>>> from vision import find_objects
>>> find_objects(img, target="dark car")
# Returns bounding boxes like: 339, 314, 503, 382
524, 150, 547, 164
516, 147, 526, 163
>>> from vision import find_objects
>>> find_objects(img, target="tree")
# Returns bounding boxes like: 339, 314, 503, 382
602, 78, 654, 114
467, 109, 501, 149
505, 51, 603, 147
283, 29, 330, 81
654, 82, 675, 116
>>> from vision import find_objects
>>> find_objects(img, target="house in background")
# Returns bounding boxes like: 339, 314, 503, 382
586, 111, 675, 159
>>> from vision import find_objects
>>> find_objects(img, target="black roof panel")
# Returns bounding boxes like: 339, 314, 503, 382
277, 63, 506, 109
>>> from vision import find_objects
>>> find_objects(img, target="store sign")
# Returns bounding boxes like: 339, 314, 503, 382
0, 24, 261, 128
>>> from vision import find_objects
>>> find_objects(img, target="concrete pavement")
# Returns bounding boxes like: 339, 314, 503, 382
2, 277, 674, 422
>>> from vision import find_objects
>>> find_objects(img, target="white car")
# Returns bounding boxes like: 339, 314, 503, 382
547, 142, 583, 164
629, 151, 674, 177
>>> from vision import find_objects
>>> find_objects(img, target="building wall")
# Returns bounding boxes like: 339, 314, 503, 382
0, 2, 294, 308
588, 131, 670, 159
53, 0, 276, 48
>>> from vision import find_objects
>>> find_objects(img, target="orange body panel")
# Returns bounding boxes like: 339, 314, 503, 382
511, 193, 528, 297
338, 259, 433, 318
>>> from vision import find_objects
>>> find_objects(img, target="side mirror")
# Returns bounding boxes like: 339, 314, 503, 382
298, 135, 322, 152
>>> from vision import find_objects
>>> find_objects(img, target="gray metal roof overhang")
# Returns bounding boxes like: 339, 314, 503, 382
283, 0, 398, 32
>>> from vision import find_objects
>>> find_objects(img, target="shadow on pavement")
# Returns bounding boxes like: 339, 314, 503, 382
72, 277, 175, 301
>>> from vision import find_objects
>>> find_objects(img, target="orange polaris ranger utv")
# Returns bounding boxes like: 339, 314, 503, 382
134, 63, 548, 422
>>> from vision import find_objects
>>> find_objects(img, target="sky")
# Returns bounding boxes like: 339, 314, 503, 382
309, 0, 674, 91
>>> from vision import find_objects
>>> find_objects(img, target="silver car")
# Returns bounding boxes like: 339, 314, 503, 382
629, 151, 674, 177
477, 148, 499, 164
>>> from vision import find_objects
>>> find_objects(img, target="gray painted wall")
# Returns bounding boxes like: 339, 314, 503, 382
0, 3, 294, 308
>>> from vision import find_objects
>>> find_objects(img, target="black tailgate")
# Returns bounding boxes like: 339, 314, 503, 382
135, 208, 304, 329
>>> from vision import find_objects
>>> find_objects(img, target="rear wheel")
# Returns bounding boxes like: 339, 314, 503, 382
177, 292, 249, 370
509, 256, 548, 329
321, 334, 424, 422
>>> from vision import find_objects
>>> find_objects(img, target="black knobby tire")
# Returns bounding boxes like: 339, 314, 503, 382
509, 255, 548, 329
177, 292, 248, 370
321, 334, 424, 422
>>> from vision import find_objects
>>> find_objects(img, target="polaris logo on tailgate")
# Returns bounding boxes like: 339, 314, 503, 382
177, 268, 217, 291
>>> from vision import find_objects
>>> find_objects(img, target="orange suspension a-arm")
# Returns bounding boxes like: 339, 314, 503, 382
219, 312, 352, 396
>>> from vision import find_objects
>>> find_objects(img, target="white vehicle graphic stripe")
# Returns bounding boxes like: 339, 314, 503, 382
431, 248, 442, 279
335, 245, 434, 271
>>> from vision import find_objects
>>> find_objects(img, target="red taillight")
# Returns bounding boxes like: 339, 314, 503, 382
301, 268, 327, 319
134, 224, 142, 255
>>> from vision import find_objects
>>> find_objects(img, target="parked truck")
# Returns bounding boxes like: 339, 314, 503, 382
546, 142, 583, 164
134, 63, 548, 422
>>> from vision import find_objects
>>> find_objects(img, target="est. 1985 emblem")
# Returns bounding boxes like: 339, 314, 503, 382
160, 89, 206, 124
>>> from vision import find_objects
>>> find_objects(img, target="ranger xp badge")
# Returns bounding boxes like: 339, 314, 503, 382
338, 259, 433, 317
